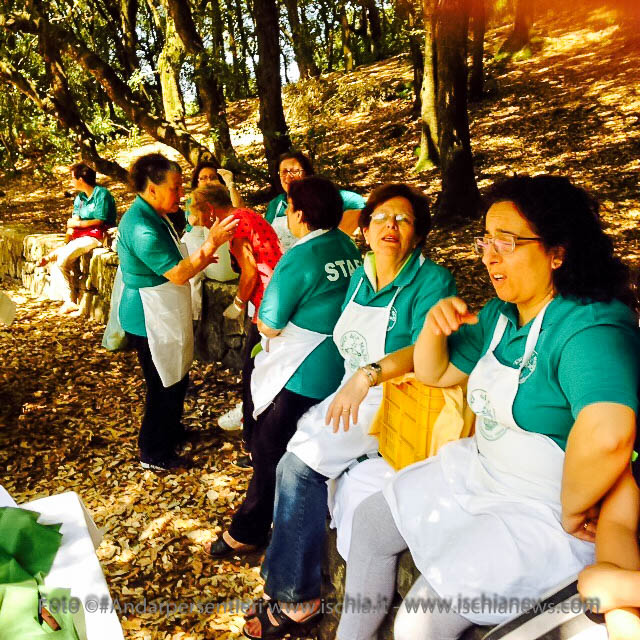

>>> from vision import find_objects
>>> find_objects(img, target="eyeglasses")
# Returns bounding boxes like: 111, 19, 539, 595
474, 232, 542, 256
198, 174, 217, 183
370, 212, 415, 226
280, 169, 305, 178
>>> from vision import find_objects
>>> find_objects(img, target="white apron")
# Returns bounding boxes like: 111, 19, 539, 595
139, 217, 194, 388
287, 278, 402, 478
250, 323, 330, 418
271, 205, 297, 253
384, 305, 594, 625
250, 229, 331, 417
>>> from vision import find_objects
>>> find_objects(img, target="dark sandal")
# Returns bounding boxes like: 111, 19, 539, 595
207, 536, 263, 559
242, 602, 322, 640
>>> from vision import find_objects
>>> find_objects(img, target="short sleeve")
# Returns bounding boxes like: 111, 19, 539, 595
559, 325, 640, 417
94, 188, 117, 225
447, 302, 497, 374
339, 190, 366, 211
131, 224, 181, 276
265, 196, 283, 224
259, 254, 307, 329
410, 269, 457, 342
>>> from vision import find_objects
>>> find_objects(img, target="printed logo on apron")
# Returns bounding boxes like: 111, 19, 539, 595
339, 330, 369, 373
469, 389, 507, 441
387, 306, 397, 331
514, 350, 538, 383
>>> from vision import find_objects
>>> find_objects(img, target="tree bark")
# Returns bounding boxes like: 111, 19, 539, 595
360, 0, 382, 60
396, 0, 424, 116
415, 0, 439, 172
165, 0, 238, 167
499, 0, 534, 54
434, 0, 480, 220
252, 0, 291, 187
283, 0, 320, 79
233, 0, 254, 93
340, 5, 354, 71
1, 11, 212, 167
158, 0, 186, 125
469, 0, 485, 100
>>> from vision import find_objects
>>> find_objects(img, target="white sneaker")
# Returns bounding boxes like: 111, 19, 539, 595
218, 403, 243, 431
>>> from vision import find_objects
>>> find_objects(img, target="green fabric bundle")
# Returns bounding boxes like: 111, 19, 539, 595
0, 507, 80, 639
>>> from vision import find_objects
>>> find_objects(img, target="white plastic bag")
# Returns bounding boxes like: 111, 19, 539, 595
102, 266, 128, 351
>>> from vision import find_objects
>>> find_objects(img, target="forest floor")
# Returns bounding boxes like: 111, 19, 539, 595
1, 2, 639, 639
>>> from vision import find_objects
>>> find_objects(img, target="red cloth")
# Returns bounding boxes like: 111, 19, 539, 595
231, 208, 283, 317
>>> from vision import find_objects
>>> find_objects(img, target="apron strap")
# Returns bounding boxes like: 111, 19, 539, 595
488, 314, 509, 352
160, 215, 184, 252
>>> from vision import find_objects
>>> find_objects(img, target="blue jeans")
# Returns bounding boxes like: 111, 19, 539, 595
261, 451, 329, 602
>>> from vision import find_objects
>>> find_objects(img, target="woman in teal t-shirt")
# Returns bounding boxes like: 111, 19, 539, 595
337, 176, 639, 640
207, 176, 362, 558
266, 151, 365, 252
117, 153, 237, 472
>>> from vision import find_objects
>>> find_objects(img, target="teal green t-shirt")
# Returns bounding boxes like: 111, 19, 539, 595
73, 184, 116, 225
342, 248, 457, 355
259, 228, 362, 399
265, 189, 366, 225
448, 296, 640, 450
117, 196, 183, 337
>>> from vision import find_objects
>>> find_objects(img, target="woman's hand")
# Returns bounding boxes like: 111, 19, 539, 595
203, 214, 238, 256
562, 504, 599, 542
217, 168, 234, 187
578, 562, 628, 612
325, 371, 370, 433
424, 297, 478, 337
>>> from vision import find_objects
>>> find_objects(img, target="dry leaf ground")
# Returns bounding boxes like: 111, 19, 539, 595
1, 2, 639, 638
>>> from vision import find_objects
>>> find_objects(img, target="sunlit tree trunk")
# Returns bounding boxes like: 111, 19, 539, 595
499, 0, 534, 55
469, 0, 485, 100
340, 4, 354, 71
415, 0, 439, 172
158, 1, 186, 125
252, 0, 291, 186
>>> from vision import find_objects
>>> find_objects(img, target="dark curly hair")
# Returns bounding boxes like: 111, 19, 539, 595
359, 183, 431, 247
484, 175, 634, 308
129, 153, 181, 193
288, 176, 342, 231
71, 162, 96, 187
190, 161, 225, 189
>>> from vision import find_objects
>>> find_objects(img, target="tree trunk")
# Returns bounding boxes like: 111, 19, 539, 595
319, 1, 336, 72
252, 0, 291, 187
434, 0, 480, 220
283, 0, 320, 79
223, 0, 242, 99
165, 0, 238, 167
158, 1, 186, 125
469, 0, 485, 100
233, 0, 254, 95
340, 5, 354, 71
415, 0, 439, 172
396, 0, 424, 116
499, 0, 533, 54
361, 0, 382, 60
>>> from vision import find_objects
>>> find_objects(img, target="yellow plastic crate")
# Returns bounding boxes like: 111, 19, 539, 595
377, 377, 473, 471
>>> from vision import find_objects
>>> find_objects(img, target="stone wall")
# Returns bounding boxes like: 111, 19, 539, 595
0, 224, 247, 368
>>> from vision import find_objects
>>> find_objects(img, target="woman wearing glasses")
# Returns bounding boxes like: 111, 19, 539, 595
266, 151, 366, 252
242, 184, 456, 639
336, 175, 639, 640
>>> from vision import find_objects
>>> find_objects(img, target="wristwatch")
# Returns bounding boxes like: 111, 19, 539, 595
359, 362, 382, 387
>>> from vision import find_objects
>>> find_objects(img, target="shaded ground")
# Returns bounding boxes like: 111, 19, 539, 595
1, 2, 639, 639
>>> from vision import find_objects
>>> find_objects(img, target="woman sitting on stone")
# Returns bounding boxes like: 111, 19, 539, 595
266, 151, 365, 252
336, 175, 640, 640
242, 183, 456, 639
206, 176, 363, 558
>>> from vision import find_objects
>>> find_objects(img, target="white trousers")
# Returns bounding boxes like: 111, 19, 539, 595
51, 236, 101, 303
